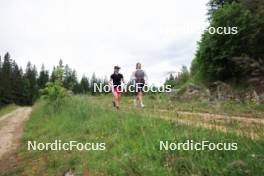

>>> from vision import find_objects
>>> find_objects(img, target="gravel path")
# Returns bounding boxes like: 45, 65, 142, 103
0, 107, 32, 159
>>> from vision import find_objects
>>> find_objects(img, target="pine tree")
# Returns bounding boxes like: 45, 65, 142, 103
24, 62, 39, 105
63, 64, 78, 91
79, 75, 90, 94
63, 64, 72, 89
37, 64, 49, 89
58, 59, 64, 69
70, 70, 78, 91
21, 75, 31, 105
90, 73, 97, 95
50, 66, 56, 82
1, 53, 13, 105
10, 61, 23, 104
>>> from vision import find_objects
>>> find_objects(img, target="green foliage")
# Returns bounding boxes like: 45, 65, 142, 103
24, 62, 39, 105
37, 64, 49, 89
63, 64, 78, 90
165, 66, 190, 88
41, 82, 67, 102
0, 53, 39, 107
41, 67, 68, 108
1, 53, 13, 105
207, 0, 239, 19
79, 75, 90, 94
0, 53, 111, 108
192, 1, 264, 84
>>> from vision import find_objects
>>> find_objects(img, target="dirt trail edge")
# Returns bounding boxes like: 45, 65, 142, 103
0, 107, 32, 159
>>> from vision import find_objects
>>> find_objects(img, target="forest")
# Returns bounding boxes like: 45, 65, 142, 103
0, 54, 108, 108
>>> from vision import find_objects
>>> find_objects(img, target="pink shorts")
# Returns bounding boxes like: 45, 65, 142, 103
112, 87, 122, 95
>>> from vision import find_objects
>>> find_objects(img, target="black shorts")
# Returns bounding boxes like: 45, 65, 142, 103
135, 80, 145, 93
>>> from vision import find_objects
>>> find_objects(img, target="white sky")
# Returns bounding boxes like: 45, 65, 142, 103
0, 0, 208, 85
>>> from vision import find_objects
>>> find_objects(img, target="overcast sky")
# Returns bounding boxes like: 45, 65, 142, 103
0, 0, 208, 85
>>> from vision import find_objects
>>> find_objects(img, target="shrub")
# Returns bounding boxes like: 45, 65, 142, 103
40, 67, 68, 109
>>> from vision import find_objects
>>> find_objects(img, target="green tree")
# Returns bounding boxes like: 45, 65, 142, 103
24, 62, 39, 105
164, 73, 177, 88
50, 66, 56, 82
63, 64, 78, 90
1, 53, 13, 105
11, 62, 24, 105
79, 75, 90, 94
164, 66, 190, 88
90, 73, 98, 95
191, 2, 259, 84
207, 0, 238, 19
41, 66, 68, 109
37, 64, 49, 89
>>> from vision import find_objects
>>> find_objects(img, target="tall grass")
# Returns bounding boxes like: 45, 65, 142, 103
2, 96, 264, 175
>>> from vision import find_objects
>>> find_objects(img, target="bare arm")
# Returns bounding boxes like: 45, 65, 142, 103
130, 71, 136, 83
122, 78, 125, 84
144, 71, 148, 81
108, 78, 113, 86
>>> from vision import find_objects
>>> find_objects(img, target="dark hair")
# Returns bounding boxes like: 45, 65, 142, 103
114, 66, 121, 69
136, 63, 141, 69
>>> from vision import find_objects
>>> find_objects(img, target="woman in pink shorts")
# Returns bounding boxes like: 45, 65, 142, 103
109, 66, 125, 109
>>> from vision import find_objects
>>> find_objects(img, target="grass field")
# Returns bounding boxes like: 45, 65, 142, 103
1, 95, 264, 176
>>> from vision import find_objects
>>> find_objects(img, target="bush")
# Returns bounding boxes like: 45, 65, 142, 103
40, 67, 68, 109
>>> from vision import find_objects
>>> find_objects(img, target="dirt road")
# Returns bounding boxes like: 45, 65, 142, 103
0, 107, 32, 159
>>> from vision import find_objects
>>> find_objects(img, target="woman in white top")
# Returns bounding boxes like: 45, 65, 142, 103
130, 62, 148, 108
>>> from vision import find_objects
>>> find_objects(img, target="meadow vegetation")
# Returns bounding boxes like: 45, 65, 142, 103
1, 96, 263, 176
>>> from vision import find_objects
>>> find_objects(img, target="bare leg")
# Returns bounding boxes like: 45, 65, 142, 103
135, 92, 143, 108
113, 92, 118, 107
117, 94, 121, 107
138, 92, 143, 107
115, 94, 119, 107
136, 93, 140, 107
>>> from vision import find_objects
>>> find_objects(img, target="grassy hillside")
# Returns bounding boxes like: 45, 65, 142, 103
1, 96, 264, 176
